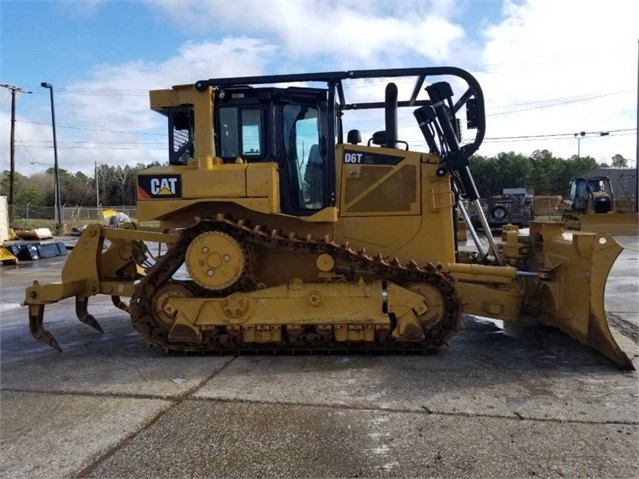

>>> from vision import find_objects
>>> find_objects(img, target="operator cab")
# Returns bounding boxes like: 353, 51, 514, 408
166, 85, 335, 216
214, 86, 333, 214
569, 177, 613, 213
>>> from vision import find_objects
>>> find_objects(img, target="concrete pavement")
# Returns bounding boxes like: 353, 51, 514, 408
1, 236, 637, 478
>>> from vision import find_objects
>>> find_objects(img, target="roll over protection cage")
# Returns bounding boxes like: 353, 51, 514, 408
194, 65, 486, 169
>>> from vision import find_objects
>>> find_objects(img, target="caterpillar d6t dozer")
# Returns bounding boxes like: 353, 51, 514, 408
23, 67, 633, 368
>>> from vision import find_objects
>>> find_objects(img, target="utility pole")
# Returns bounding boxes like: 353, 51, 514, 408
574, 131, 585, 158
635, 37, 638, 213
95, 160, 99, 208
40, 82, 63, 233
0, 84, 32, 222
573, 131, 609, 160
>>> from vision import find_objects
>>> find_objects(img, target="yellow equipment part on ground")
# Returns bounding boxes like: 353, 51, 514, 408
101, 209, 117, 220
0, 246, 18, 265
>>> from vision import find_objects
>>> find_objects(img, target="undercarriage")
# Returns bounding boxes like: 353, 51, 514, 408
130, 216, 462, 352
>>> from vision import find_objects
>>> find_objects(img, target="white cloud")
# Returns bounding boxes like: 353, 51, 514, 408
145, 0, 466, 68
69, 37, 276, 126
474, 0, 638, 163
59, 0, 107, 17
1, 38, 277, 175
144, 0, 637, 163
3, 0, 636, 183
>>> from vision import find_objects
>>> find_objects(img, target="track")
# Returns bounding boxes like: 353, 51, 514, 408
129, 216, 462, 353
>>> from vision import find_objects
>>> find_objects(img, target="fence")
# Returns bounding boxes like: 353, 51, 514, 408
13, 205, 138, 222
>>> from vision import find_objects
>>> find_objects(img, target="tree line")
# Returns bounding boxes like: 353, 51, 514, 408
472, 151, 630, 197
1, 162, 161, 208
0, 151, 630, 208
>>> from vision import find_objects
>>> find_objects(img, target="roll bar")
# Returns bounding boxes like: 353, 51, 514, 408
194, 66, 486, 156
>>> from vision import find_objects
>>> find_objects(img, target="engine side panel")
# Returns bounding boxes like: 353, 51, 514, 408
334, 144, 456, 264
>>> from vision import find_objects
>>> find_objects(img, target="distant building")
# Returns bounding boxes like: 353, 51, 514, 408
584, 167, 637, 212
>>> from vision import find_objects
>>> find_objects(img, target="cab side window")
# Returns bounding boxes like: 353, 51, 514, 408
217, 107, 263, 160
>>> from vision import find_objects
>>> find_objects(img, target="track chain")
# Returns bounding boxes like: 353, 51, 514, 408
129, 216, 462, 353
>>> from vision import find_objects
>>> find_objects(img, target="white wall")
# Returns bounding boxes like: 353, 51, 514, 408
0, 196, 8, 244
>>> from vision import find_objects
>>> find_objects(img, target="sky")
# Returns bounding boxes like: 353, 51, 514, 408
1, 0, 637, 178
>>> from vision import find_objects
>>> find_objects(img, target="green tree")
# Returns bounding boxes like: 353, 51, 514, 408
96, 161, 162, 205
1, 170, 52, 206
468, 150, 598, 197
611, 154, 628, 168
528, 149, 564, 194
494, 151, 532, 192
468, 154, 498, 197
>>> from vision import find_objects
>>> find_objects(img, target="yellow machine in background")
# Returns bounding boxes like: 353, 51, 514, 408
561, 176, 638, 235
22, 67, 632, 368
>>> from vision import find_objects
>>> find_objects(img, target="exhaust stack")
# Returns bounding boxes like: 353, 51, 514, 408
384, 82, 398, 149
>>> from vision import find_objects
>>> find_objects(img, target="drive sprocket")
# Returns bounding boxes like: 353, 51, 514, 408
185, 230, 248, 291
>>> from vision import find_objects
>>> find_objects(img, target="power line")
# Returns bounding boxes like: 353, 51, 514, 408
15, 130, 41, 164
15, 145, 167, 151
15, 150, 41, 175
1, 83, 32, 221
13, 131, 635, 152
484, 132, 636, 144
22, 141, 166, 146
343, 89, 635, 130
17, 119, 164, 136
5, 84, 635, 157
16, 86, 633, 137
489, 89, 634, 111
8, 87, 149, 97
487, 90, 634, 116
485, 128, 635, 141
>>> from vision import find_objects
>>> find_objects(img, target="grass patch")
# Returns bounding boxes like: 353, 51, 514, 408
11, 219, 101, 230
11, 218, 157, 232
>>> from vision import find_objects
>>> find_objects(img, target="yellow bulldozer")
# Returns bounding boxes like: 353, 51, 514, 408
22, 67, 632, 368
561, 176, 638, 235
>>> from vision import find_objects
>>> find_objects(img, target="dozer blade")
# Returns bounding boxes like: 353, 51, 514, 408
529, 224, 633, 369
566, 212, 639, 236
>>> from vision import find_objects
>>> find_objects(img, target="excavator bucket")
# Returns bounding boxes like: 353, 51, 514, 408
569, 212, 638, 236
528, 222, 633, 368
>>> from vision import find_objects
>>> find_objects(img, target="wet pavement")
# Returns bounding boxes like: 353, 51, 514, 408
0, 235, 638, 478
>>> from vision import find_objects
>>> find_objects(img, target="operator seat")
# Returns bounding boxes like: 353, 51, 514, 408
304, 144, 324, 206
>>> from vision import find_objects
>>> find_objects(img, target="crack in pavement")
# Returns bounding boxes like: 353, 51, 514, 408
3, 383, 637, 427
65, 356, 238, 478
